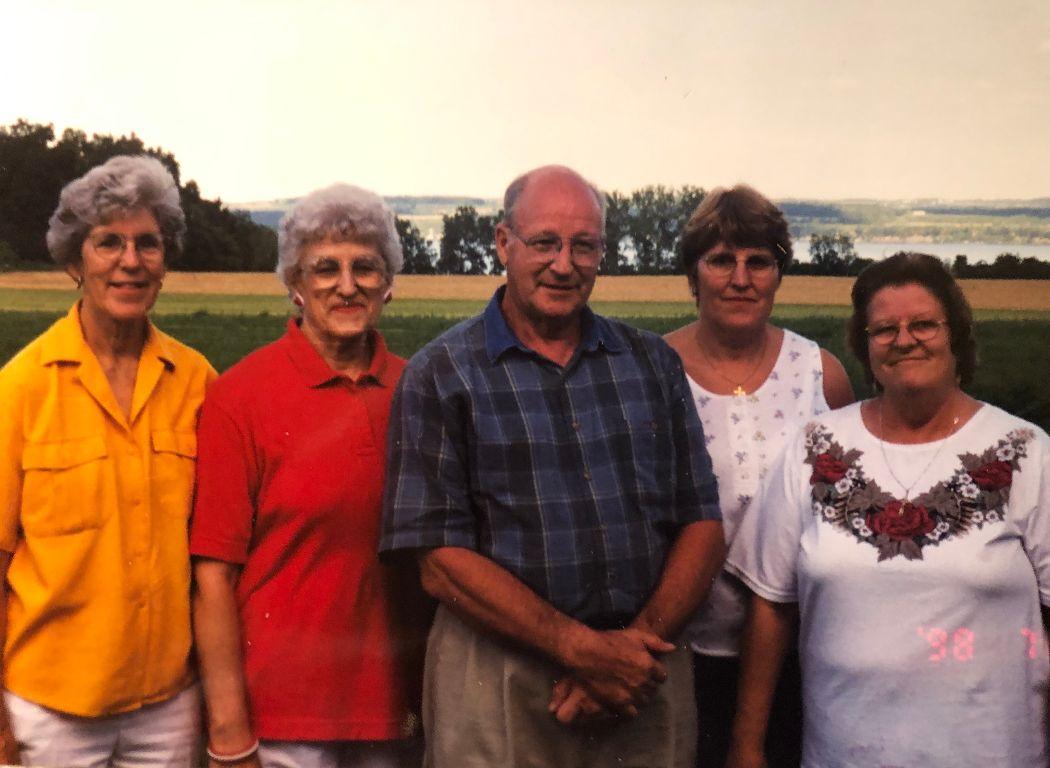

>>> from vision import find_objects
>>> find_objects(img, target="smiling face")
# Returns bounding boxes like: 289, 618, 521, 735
72, 208, 166, 327
692, 242, 780, 333
866, 282, 958, 395
290, 236, 389, 352
495, 169, 603, 335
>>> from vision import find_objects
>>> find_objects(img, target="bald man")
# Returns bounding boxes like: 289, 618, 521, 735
381, 166, 724, 767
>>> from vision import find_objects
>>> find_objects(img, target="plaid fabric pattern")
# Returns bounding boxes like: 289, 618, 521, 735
380, 289, 720, 625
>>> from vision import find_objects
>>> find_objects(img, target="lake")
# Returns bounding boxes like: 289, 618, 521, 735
794, 237, 1050, 263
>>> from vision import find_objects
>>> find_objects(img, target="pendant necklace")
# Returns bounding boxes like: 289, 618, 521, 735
697, 327, 768, 397
877, 400, 960, 515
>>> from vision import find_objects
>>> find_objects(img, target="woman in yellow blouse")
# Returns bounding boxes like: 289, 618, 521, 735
0, 155, 215, 766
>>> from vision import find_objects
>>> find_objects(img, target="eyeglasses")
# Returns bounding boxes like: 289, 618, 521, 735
699, 252, 778, 278
302, 257, 388, 290
87, 231, 164, 262
866, 318, 949, 346
507, 229, 605, 266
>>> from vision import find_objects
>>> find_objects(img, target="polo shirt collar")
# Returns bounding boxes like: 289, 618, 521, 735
282, 317, 393, 388
483, 285, 623, 363
40, 303, 176, 371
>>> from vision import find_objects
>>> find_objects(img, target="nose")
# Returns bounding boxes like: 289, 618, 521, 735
547, 242, 574, 275
117, 242, 145, 269
729, 258, 750, 287
891, 323, 919, 347
335, 265, 359, 295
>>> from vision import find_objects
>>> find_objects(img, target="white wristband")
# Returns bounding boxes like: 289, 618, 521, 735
206, 739, 260, 763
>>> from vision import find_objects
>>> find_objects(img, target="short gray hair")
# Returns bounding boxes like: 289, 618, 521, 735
276, 183, 403, 288
502, 166, 607, 230
46, 155, 185, 266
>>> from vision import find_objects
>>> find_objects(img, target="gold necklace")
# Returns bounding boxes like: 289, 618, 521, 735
877, 400, 960, 511
696, 328, 769, 397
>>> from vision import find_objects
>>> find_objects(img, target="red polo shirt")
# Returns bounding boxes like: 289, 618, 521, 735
190, 320, 419, 741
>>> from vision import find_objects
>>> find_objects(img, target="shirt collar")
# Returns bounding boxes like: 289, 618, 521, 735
282, 317, 393, 388
40, 303, 176, 371
482, 285, 623, 363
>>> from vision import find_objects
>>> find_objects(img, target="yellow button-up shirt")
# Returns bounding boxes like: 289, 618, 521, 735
0, 304, 216, 716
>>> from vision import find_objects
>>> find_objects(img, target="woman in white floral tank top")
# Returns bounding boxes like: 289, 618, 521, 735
665, 185, 854, 768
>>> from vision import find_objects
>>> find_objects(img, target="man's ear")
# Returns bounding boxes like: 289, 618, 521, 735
494, 223, 511, 268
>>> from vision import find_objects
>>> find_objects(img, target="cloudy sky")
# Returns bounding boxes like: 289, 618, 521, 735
3, 0, 1048, 203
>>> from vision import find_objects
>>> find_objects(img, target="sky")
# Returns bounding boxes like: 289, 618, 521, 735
2, 0, 1049, 204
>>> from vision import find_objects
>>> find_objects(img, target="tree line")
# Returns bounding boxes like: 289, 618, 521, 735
0, 120, 277, 271
2, 120, 1047, 279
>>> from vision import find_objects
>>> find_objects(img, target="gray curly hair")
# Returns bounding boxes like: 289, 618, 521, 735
46, 155, 185, 266
276, 183, 403, 289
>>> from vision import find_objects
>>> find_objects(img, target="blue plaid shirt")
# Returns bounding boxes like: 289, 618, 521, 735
380, 288, 720, 627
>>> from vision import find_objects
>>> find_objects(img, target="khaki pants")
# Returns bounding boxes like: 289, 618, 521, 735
423, 606, 696, 768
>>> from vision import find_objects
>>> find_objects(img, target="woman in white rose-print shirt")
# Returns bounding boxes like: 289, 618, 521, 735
726, 253, 1050, 768
664, 185, 854, 768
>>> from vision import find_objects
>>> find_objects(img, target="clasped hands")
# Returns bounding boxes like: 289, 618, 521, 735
548, 624, 675, 725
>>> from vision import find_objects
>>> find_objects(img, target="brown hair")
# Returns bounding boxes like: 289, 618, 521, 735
678, 184, 792, 294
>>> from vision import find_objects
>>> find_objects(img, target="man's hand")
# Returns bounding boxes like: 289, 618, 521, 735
549, 676, 610, 724
558, 626, 675, 716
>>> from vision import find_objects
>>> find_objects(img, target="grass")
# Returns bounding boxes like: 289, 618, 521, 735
2, 307, 1047, 433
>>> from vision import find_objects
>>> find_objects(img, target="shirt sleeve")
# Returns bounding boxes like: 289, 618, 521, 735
0, 368, 24, 553
725, 425, 808, 603
379, 352, 478, 555
1018, 429, 1050, 606
189, 389, 259, 564
665, 348, 721, 525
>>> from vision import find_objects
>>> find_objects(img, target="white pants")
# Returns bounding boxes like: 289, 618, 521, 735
258, 739, 420, 768
4, 684, 201, 768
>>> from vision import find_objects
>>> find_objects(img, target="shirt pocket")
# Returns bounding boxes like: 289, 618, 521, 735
150, 430, 197, 520
20, 436, 111, 536
626, 410, 675, 508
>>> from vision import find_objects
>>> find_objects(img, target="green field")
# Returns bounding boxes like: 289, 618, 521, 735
2, 292, 1048, 432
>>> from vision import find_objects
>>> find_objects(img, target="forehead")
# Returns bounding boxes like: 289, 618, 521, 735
866, 282, 945, 319
93, 207, 159, 233
702, 242, 774, 258
514, 174, 602, 233
300, 236, 382, 262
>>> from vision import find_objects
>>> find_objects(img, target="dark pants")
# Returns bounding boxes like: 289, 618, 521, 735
693, 652, 802, 768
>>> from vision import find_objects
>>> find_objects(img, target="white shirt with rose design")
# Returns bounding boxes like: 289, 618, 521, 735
727, 402, 1050, 768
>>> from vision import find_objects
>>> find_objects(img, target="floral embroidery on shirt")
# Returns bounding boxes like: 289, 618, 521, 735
804, 423, 1033, 562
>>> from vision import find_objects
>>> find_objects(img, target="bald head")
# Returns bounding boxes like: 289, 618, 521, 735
502, 165, 607, 231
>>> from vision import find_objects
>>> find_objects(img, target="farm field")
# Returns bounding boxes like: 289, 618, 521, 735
0, 273, 1047, 431
0, 273, 1048, 316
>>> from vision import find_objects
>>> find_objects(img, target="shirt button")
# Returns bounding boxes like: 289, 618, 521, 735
583, 470, 591, 481
571, 421, 581, 431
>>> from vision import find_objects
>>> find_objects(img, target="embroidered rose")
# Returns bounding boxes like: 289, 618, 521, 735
811, 453, 848, 484
867, 500, 935, 541
970, 460, 1012, 491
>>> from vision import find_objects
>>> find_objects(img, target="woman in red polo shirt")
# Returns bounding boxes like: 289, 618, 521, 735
190, 184, 426, 768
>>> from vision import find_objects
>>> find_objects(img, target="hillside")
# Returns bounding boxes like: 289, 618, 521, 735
237, 195, 1050, 245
